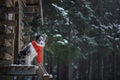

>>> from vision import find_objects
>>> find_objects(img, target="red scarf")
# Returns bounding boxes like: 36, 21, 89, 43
32, 40, 43, 63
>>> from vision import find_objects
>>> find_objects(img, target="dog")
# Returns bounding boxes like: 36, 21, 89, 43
17, 34, 46, 65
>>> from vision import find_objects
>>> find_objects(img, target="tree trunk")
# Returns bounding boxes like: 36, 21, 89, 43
98, 52, 104, 80
88, 54, 93, 80
112, 52, 117, 80
57, 62, 61, 80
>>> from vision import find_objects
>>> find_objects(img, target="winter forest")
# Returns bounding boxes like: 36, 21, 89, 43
0, 0, 120, 80
35, 0, 120, 80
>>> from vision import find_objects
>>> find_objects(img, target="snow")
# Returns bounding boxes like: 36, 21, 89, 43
92, 24, 99, 29
70, 1, 75, 4
52, 3, 70, 25
52, 4, 67, 16
107, 35, 113, 39
53, 34, 62, 37
105, 12, 112, 16
115, 38, 119, 41
57, 41, 65, 45
116, 8, 119, 11
10, 64, 37, 67
60, 0, 63, 2
57, 39, 68, 45
118, 25, 120, 33
63, 39, 68, 44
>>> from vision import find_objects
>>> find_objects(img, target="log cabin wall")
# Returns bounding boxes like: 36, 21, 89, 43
0, 1, 51, 79
0, 0, 43, 65
0, 0, 17, 65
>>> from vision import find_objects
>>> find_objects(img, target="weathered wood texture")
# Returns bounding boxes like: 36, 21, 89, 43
18, 0, 24, 49
0, 64, 38, 75
2, 7, 18, 13
0, 0, 52, 80
37, 64, 53, 80
0, 64, 52, 80
0, 33, 14, 39
0, 0, 15, 66
0, 46, 13, 53
0, 20, 17, 26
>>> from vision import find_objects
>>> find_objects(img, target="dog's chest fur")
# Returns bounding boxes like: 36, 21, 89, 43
18, 42, 38, 65
26, 43, 37, 64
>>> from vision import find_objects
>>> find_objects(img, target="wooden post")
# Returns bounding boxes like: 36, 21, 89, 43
39, 0, 44, 25
36, 63, 53, 80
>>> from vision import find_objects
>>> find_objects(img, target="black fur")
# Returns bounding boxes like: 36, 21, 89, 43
15, 34, 46, 65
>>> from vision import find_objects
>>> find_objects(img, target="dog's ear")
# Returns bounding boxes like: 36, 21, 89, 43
35, 35, 40, 41
42, 33, 47, 41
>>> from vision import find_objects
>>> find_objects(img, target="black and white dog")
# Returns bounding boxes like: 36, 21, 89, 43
16, 34, 46, 65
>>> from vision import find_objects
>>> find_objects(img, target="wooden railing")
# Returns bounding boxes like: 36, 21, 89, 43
37, 63, 53, 80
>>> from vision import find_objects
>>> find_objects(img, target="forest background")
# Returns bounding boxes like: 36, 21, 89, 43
27, 0, 120, 80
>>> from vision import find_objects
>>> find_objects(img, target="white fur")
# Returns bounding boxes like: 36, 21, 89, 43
19, 34, 46, 65
25, 43, 37, 65
24, 41, 45, 65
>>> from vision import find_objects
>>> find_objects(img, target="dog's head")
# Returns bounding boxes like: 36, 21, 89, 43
35, 34, 47, 47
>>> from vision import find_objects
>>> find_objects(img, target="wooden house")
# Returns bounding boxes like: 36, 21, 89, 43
0, 0, 51, 80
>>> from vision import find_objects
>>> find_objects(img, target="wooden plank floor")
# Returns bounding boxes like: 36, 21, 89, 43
0, 64, 38, 76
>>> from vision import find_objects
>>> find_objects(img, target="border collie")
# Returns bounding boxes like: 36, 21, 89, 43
17, 34, 46, 65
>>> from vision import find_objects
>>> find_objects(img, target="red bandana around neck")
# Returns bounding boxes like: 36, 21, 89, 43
32, 40, 43, 63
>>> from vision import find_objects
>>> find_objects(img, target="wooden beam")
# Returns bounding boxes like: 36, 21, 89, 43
21, 0, 27, 7
40, 0, 44, 25
5, 0, 14, 7
4, 7, 19, 13
18, 0, 24, 8
0, 46, 13, 53
0, 20, 17, 26
26, 4, 39, 6
0, 26, 5, 32
0, 33, 14, 39
0, 39, 5, 45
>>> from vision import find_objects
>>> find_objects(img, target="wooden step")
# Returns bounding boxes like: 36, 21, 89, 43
0, 64, 38, 76
4, 7, 18, 13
